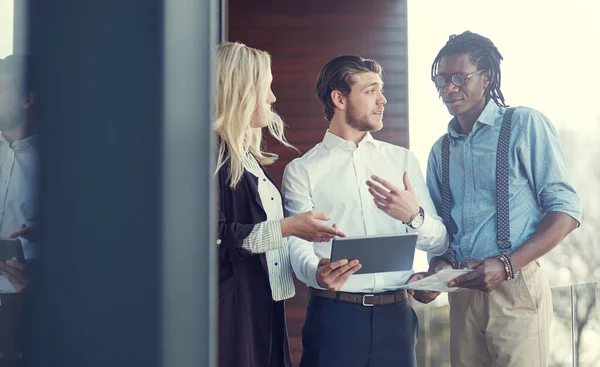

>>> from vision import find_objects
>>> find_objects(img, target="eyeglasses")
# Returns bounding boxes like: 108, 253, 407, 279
432, 70, 485, 88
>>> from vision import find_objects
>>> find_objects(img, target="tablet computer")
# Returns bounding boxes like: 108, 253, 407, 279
0, 238, 25, 262
330, 233, 417, 275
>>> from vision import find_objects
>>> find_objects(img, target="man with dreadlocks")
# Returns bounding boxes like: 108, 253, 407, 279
425, 31, 582, 366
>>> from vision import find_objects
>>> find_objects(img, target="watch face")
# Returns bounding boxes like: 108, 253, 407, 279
411, 215, 424, 229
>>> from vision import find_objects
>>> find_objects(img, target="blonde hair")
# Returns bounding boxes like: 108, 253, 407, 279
214, 42, 294, 188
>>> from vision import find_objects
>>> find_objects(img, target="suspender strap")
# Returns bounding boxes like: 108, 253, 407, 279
440, 107, 516, 259
440, 134, 458, 265
441, 135, 454, 239
496, 107, 515, 254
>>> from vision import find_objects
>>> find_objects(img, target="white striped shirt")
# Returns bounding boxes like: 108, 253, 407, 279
241, 153, 295, 302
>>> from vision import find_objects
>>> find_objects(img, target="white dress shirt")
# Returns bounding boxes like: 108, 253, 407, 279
241, 153, 295, 302
282, 131, 448, 293
0, 133, 38, 293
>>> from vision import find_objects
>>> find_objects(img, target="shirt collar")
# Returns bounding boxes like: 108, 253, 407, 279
447, 99, 503, 137
0, 133, 38, 149
322, 129, 376, 150
477, 99, 503, 126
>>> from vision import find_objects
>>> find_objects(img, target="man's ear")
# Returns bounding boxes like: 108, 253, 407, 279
483, 70, 492, 88
23, 91, 37, 111
331, 90, 347, 111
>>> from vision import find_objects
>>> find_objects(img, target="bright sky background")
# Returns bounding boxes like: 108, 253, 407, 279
407, 0, 600, 276
0, 0, 13, 58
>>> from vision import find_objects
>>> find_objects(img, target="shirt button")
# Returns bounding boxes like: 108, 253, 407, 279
263, 178, 266, 181
274, 262, 278, 266
271, 197, 274, 200
466, 169, 471, 175
216, 239, 222, 245
466, 228, 471, 233
465, 198, 471, 203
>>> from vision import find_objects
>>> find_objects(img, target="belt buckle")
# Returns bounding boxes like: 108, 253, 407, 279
362, 294, 375, 307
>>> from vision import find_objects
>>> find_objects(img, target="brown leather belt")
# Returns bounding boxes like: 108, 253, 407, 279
309, 287, 407, 307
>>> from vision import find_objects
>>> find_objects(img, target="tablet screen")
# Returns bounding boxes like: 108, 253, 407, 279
330, 233, 417, 274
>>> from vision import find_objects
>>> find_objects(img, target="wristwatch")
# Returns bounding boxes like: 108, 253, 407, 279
406, 206, 425, 229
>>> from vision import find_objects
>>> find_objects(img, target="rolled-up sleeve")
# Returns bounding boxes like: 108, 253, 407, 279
518, 108, 582, 225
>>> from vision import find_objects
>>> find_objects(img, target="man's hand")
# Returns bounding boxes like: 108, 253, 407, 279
281, 211, 346, 242
316, 258, 361, 291
366, 172, 420, 223
447, 257, 506, 292
9, 215, 38, 242
10, 224, 38, 242
407, 272, 440, 304
0, 260, 30, 292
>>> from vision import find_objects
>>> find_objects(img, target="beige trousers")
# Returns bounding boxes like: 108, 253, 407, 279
448, 261, 553, 367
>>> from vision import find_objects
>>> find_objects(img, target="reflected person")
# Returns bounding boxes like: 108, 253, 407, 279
0, 55, 40, 367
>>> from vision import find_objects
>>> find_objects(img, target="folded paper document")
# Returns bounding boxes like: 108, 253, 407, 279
397, 269, 474, 293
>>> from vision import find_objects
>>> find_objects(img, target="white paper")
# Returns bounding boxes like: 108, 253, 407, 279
397, 269, 474, 293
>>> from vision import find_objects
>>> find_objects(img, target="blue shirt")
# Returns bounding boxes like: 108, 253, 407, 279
426, 100, 582, 262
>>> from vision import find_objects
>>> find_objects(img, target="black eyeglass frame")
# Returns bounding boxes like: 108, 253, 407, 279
432, 69, 486, 88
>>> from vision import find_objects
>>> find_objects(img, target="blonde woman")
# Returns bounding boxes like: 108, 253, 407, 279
214, 42, 343, 367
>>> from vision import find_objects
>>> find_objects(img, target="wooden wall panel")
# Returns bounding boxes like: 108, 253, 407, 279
228, 1, 408, 364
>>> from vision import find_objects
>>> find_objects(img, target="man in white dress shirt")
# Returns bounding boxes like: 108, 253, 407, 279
282, 55, 449, 367
0, 55, 39, 366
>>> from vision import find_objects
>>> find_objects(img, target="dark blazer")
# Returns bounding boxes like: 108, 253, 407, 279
217, 158, 292, 367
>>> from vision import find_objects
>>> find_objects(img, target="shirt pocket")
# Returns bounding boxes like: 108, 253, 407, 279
474, 152, 497, 191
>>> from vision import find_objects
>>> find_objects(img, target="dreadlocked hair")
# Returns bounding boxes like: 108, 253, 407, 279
431, 31, 507, 107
